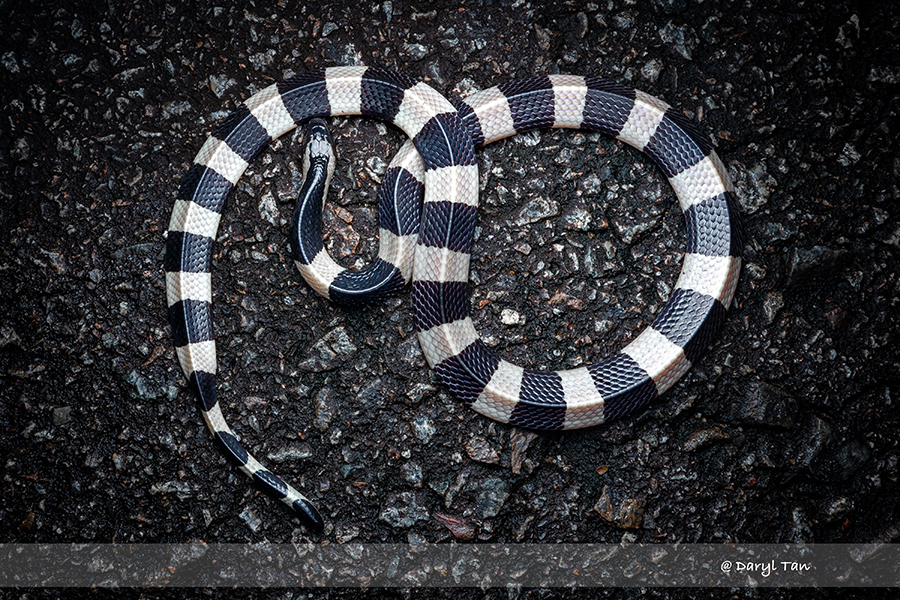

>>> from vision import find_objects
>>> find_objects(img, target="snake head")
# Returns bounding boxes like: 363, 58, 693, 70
302, 118, 336, 182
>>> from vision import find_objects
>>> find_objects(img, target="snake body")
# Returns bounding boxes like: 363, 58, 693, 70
166, 67, 741, 531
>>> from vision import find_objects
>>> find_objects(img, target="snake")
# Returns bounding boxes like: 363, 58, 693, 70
165, 66, 742, 533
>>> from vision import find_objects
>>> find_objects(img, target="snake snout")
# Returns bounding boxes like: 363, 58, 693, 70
305, 117, 333, 145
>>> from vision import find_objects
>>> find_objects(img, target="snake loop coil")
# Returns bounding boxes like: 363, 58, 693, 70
165, 66, 741, 532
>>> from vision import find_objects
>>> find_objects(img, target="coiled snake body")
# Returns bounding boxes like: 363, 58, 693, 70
165, 66, 741, 532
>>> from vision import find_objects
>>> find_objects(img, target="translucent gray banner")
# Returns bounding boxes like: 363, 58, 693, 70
1, 543, 898, 587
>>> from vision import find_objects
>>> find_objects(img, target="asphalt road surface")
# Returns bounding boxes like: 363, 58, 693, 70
2, 0, 898, 598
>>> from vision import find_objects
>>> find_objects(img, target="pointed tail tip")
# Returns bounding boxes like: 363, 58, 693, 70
293, 498, 325, 533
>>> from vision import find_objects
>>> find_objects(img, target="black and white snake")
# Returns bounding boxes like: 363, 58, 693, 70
165, 66, 741, 532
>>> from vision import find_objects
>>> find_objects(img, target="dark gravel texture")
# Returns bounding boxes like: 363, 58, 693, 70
2, 0, 899, 596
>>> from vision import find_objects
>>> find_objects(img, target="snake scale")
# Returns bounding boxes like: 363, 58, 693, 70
165, 66, 741, 532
